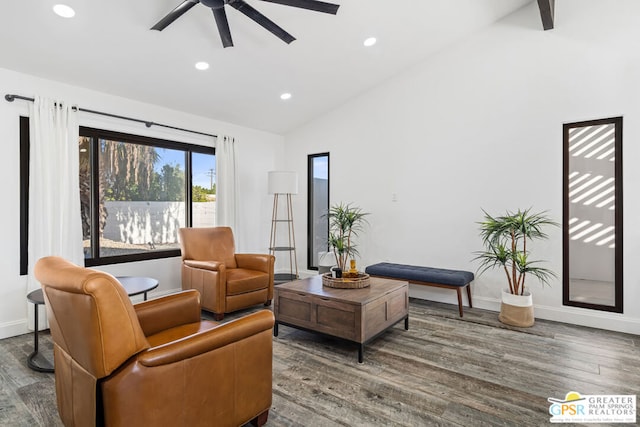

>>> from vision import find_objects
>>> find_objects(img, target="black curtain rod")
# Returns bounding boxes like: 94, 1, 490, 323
4, 94, 217, 139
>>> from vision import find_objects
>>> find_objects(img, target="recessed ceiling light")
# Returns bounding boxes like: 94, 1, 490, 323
280, 93, 292, 100
53, 4, 75, 18
195, 61, 210, 70
363, 37, 377, 47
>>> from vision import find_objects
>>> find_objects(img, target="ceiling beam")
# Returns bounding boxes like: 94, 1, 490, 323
537, 0, 555, 30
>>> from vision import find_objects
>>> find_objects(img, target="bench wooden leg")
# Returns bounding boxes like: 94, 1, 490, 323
466, 284, 473, 308
456, 288, 464, 317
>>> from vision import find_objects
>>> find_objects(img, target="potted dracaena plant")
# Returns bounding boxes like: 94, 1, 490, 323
326, 202, 369, 277
474, 208, 558, 327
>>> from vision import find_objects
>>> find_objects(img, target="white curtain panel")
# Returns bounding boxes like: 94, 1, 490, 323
27, 96, 84, 296
215, 135, 238, 230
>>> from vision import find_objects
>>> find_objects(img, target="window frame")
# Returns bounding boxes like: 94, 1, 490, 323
19, 119, 215, 272
19, 116, 29, 275
306, 152, 330, 270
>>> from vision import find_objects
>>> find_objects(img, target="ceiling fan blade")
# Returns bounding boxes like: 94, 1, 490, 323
151, 0, 200, 31
259, 0, 339, 15
229, 0, 296, 44
212, 7, 234, 47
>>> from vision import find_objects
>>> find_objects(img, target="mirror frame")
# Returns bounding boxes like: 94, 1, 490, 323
562, 116, 623, 313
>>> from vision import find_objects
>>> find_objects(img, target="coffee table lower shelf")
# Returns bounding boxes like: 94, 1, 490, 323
273, 275, 409, 363
274, 316, 408, 363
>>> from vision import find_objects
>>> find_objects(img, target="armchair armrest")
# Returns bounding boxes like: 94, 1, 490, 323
183, 259, 224, 272
235, 254, 275, 273
138, 310, 274, 367
134, 290, 202, 337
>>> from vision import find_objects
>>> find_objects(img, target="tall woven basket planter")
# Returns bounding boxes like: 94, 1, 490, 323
498, 289, 534, 327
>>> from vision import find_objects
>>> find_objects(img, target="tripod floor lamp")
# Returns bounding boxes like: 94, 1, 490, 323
268, 171, 298, 283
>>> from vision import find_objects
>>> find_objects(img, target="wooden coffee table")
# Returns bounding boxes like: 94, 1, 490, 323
273, 275, 409, 363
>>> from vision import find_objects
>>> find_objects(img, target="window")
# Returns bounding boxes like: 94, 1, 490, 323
563, 117, 622, 312
307, 153, 329, 270
80, 127, 215, 266
20, 119, 215, 271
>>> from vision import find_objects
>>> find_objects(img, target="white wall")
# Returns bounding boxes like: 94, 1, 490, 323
0, 67, 284, 338
284, 0, 640, 334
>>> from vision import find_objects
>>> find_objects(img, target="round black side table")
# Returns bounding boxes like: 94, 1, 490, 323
116, 276, 159, 301
26, 288, 54, 373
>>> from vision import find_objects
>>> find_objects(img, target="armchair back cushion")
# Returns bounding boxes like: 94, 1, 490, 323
35, 256, 149, 378
179, 226, 238, 268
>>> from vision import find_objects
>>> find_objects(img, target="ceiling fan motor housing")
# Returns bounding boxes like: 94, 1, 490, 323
201, 0, 225, 9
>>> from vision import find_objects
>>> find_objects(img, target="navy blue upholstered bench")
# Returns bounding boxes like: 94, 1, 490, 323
365, 263, 474, 317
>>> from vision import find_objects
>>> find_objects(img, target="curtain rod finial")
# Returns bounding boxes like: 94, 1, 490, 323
5, 94, 15, 102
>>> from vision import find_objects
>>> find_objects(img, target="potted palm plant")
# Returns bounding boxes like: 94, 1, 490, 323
325, 202, 369, 284
475, 208, 557, 327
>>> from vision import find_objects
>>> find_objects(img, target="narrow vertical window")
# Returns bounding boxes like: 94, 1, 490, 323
307, 153, 329, 270
19, 116, 29, 275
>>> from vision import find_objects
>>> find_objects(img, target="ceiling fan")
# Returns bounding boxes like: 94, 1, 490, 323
151, 0, 340, 48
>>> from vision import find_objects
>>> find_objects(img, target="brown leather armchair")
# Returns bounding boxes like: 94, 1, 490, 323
179, 227, 275, 320
34, 256, 274, 427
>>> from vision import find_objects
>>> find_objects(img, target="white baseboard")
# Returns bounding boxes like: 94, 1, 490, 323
0, 287, 184, 340
297, 270, 317, 279
532, 302, 640, 335
421, 293, 640, 335
0, 319, 29, 340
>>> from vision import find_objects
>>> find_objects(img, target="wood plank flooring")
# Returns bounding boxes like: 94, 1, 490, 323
1, 298, 638, 426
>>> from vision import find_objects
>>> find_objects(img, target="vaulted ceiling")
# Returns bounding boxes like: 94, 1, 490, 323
1, 1, 546, 134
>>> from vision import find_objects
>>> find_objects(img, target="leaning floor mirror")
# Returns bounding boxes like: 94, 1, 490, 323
563, 116, 622, 313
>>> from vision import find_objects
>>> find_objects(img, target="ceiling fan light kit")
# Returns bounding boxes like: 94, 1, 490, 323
151, 0, 340, 48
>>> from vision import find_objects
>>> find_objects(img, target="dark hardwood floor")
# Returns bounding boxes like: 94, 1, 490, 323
1, 298, 638, 426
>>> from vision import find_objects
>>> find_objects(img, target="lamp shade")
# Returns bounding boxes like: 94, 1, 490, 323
268, 171, 298, 194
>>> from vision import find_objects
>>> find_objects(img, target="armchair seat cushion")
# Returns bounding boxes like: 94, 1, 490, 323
146, 320, 218, 348
227, 269, 270, 295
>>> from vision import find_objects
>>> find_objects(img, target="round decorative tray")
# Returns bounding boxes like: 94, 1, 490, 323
322, 272, 371, 289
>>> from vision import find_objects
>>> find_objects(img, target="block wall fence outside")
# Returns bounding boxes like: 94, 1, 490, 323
102, 201, 215, 245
